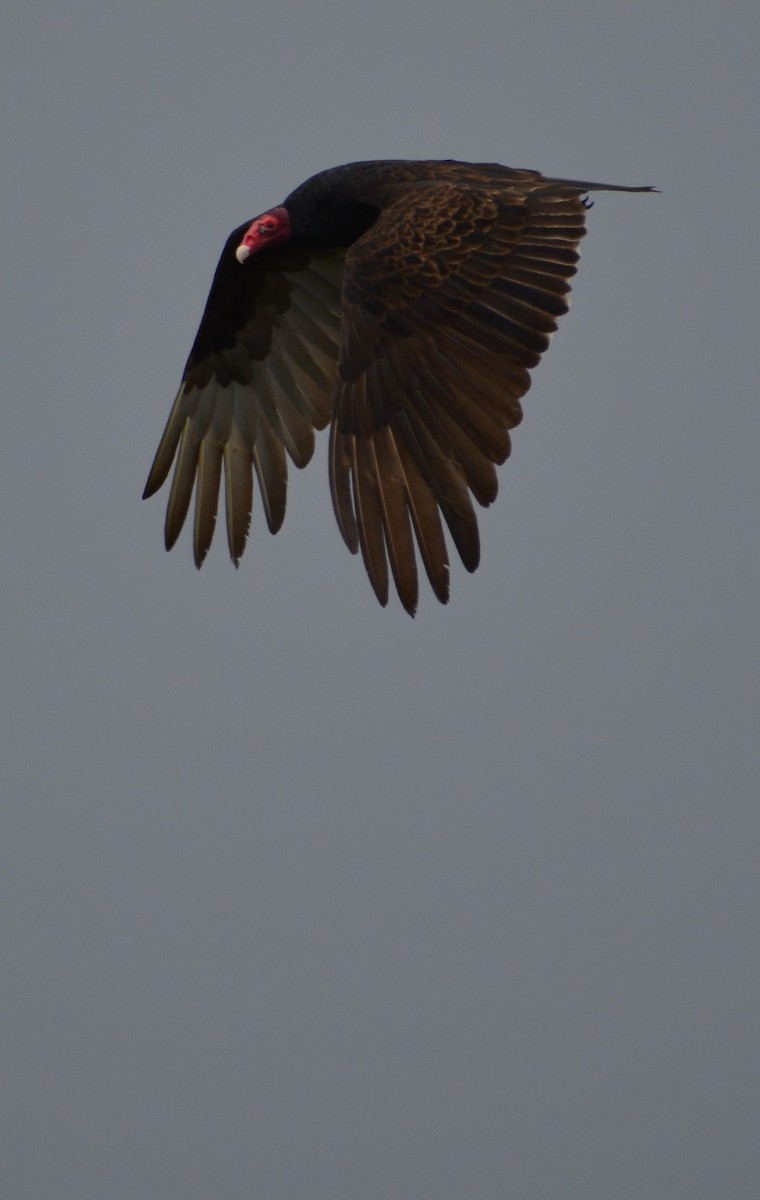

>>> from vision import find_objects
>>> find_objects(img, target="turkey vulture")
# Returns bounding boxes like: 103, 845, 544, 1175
144, 159, 652, 614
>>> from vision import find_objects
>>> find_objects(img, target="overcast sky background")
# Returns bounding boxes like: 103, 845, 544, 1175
3, 2, 759, 1197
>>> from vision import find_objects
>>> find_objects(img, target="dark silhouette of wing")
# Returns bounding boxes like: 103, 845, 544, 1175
144, 230, 344, 565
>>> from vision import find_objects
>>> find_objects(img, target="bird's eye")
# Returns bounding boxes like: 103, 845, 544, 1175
258, 221, 276, 235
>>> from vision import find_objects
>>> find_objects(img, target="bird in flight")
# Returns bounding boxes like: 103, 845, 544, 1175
144, 159, 653, 614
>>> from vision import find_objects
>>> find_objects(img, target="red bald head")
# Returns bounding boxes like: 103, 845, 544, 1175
235, 207, 292, 263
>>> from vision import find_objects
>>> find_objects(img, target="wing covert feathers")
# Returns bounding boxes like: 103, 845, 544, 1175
329, 188, 588, 612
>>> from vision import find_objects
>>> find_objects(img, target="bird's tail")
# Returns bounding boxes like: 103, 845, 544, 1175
540, 176, 658, 195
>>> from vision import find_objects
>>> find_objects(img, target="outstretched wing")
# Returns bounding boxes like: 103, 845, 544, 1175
330, 180, 588, 614
144, 228, 344, 565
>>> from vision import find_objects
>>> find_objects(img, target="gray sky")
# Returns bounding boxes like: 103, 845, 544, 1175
3, 1, 759, 1197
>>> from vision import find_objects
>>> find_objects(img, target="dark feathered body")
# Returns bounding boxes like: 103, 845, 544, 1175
144, 159, 653, 613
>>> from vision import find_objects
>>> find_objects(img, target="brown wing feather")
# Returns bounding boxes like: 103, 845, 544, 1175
223, 424, 253, 563
330, 185, 589, 612
144, 234, 344, 564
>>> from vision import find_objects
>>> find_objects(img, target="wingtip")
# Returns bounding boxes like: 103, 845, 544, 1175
142, 473, 161, 501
